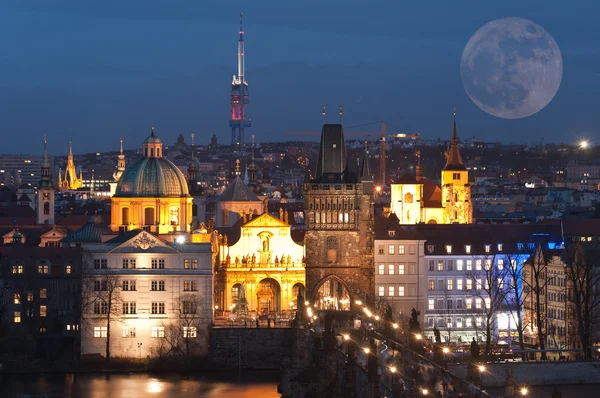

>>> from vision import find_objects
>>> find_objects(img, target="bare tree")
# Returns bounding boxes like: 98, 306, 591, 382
562, 241, 600, 360
502, 252, 531, 355
81, 262, 122, 360
466, 254, 510, 357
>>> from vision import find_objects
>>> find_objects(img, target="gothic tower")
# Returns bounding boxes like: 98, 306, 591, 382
441, 111, 472, 224
59, 141, 83, 190
37, 135, 55, 225
110, 138, 126, 196
304, 124, 374, 310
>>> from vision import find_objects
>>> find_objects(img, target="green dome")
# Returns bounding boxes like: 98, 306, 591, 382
144, 130, 162, 144
114, 157, 189, 197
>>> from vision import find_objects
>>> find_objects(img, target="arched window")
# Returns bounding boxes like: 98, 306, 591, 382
170, 207, 179, 225
43, 202, 50, 215
122, 207, 130, 224
144, 207, 155, 225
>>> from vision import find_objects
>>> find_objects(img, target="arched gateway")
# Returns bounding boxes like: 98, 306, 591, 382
313, 276, 351, 311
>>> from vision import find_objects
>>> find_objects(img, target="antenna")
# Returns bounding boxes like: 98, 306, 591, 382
191, 133, 195, 160
251, 134, 255, 160
119, 137, 123, 154
322, 106, 326, 125
339, 106, 343, 124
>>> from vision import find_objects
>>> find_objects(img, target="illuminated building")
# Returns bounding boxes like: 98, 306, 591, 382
390, 111, 472, 224
36, 136, 55, 225
303, 124, 374, 310
58, 142, 84, 190
216, 208, 305, 315
214, 176, 264, 228
229, 13, 251, 147
109, 127, 193, 237
0, 155, 52, 187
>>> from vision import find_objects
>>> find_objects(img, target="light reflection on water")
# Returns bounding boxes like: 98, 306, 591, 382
2, 372, 280, 398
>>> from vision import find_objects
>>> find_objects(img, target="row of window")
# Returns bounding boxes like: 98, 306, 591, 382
377, 245, 416, 256
377, 285, 406, 297
95, 258, 199, 269
427, 297, 491, 310
428, 277, 514, 291
14, 307, 47, 322
428, 242, 537, 254
427, 316, 482, 329
428, 258, 514, 272
13, 289, 47, 303
11, 264, 73, 275
377, 264, 406, 275
94, 326, 197, 338
96, 279, 199, 292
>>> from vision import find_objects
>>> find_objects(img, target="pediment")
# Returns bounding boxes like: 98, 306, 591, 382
243, 212, 289, 228
41, 227, 67, 239
109, 231, 179, 254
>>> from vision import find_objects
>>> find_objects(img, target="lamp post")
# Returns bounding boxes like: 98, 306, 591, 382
478, 364, 486, 389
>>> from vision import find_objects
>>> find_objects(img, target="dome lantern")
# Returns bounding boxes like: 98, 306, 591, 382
143, 126, 163, 158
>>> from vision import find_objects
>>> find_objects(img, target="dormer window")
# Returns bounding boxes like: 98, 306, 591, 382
517, 243, 524, 251
465, 245, 471, 254
485, 245, 491, 253
497, 243, 503, 252
445, 245, 452, 254
427, 245, 435, 253
388, 230, 396, 238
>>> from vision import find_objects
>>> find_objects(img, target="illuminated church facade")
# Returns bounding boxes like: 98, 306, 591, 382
390, 112, 472, 225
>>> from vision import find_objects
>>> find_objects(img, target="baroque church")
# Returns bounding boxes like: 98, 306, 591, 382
389, 112, 472, 224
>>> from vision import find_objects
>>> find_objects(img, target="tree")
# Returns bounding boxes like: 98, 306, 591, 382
502, 252, 531, 357
466, 254, 510, 358
81, 263, 122, 360
562, 241, 600, 360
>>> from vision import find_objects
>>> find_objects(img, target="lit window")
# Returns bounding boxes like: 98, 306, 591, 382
184, 259, 190, 269
93, 326, 108, 338
378, 286, 385, 297
428, 299, 434, 310
39, 327, 46, 333
476, 279, 482, 290
475, 260, 482, 270
485, 259, 492, 270
497, 243, 503, 251
437, 260, 444, 271
456, 318, 463, 328
475, 299, 482, 309
398, 286, 405, 296
152, 326, 165, 338
191, 259, 198, 269
484, 298, 491, 309
466, 260, 472, 271
445, 245, 452, 254
398, 264, 405, 275
447, 279, 453, 290
498, 278, 504, 289
475, 317, 482, 327
388, 245, 395, 255
67, 325, 71, 331
456, 260, 463, 271
40, 305, 47, 317
466, 318, 472, 328
66, 265, 72, 274
388, 230, 395, 238
429, 280, 435, 290
465, 245, 471, 254
183, 326, 197, 338
457, 279, 463, 290
12, 264, 23, 274
497, 259, 504, 270
37, 263, 49, 274
13, 293, 20, 304
398, 245, 405, 254
388, 286, 395, 296
388, 264, 395, 275
40, 288, 47, 299
466, 299, 472, 309
123, 326, 136, 338
485, 245, 491, 253
184, 281, 191, 291
191, 281, 198, 291
378, 264, 384, 275
14, 311, 21, 323
466, 279, 473, 290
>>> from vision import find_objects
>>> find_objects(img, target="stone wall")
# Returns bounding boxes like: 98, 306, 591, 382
209, 328, 286, 369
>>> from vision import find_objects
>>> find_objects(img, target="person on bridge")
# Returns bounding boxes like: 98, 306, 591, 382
470, 338, 480, 359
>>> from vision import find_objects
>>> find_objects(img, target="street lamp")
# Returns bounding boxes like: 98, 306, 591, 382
478, 364, 486, 373
442, 347, 450, 354
579, 140, 589, 149
421, 388, 428, 396
389, 366, 397, 373
363, 347, 370, 354
342, 334, 350, 341
415, 333, 422, 340
520, 387, 528, 396
392, 323, 399, 329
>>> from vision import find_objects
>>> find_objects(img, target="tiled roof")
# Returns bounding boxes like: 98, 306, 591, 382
216, 176, 260, 202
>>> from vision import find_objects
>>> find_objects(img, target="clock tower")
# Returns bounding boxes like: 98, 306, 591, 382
37, 135, 55, 225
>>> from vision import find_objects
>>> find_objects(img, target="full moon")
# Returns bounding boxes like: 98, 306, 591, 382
461, 17, 563, 119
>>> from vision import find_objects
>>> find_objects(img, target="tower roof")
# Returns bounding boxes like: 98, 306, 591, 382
314, 124, 351, 183
216, 176, 260, 202
360, 142, 373, 183
443, 110, 466, 171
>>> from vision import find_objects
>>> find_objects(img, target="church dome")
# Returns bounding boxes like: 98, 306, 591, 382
144, 129, 162, 144
114, 157, 190, 198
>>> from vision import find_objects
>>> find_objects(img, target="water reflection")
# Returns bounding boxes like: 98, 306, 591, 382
2, 372, 280, 398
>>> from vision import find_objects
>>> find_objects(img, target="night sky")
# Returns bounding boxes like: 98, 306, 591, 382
1, 1, 598, 154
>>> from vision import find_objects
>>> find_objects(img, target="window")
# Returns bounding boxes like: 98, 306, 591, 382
12, 264, 23, 274
151, 259, 165, 269
13, 293, 20, 304
94, 302, 108, 314
388, 286, 395, 296
456, 318, 463, 328
151, 259, 158, 269
183, 326, 197, 338
447, 300, 453, 309
40, 305, 47, 317
457, 260, 463, 271
123, 302, 137, 314
497, 259, 504, 270
428, 299, 434, 310
151, 302, 165, 314
183, 301, 197, 314
498, 278, 504, 289
438, 280, 444, 290
447, 260, 454, 271
27, 291, 33, 302
398, 264, 405, 275
94, 326, 108, 337
466, 298, 472, 309
466, 260, 472, 271
466, 279, 473, 290
466, 318, 472, 328
453, 173, 460, 180
122, 280, 136, 291
428, 260, 435, 271
465, 245, 471, 254
378, 264, 385, 275
184, 259, 190, 269
123, 326, 136, 337
388, 264, 395, 275
447, 318, 453, 328
475, 317, 482, 327
151, 280, 166, 291
398, 245, 405, 254
497, 243, 503, 251
437, 260, 444, 271
191, 259, 198, 269
122, 259, 130, 269
388, 230, 395, 238
388, 245, 395, 255
94, 259, 108, 269
437, 300, 444, 310
475, 260, 482, 270
152, 327, 165, 338
457, 279, 463, 290
40, 288, 47, 299
475, 298, 482, 309
484, 298, 491, 309
445, 245, 452, 254
447, 279, 453, 290
94, 280, 107, 291
429, 280, 435, 290
409, 245, 416, 255
428, 318, 434, 328
456, 299, 463, 309
485, 259, 491, 270
378, 286, 385, 297
66, 265, 72, 274
476, 279, 482, 290
184, 281, 191, 291
485, 245, 491, 253
398, 286, 405, 296
37, 263, 49, 274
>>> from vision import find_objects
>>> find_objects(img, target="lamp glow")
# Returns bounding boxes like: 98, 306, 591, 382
520, 387, 528, 396
175, 235, 186, 244
478, 365, 486, 372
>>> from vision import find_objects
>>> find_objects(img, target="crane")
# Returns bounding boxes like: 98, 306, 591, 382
284, 111, 419, 184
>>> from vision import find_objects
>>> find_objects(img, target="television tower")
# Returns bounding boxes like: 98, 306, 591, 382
229, 13, 251, 147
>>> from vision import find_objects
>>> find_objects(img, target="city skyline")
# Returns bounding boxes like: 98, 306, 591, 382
1, 1, 599, 153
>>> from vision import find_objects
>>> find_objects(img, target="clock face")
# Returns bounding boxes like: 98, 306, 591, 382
43, 193, 50, 200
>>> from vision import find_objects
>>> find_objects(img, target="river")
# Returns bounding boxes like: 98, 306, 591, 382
0, 372, 280, 398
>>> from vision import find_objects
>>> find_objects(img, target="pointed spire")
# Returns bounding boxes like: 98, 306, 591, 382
120, 137, 123, 154
443, 107, 466, 171
360, 140, 373, 182
415, 150, 423, 182
191, 133, 195, 160
43, 133, 48, 159
69, 141, 73, 157
239, 12, 244, 39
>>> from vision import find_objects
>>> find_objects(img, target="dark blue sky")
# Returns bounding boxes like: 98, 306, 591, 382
1, 1, 599, 154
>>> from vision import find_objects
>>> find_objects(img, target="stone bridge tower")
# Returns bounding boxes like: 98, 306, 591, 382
304, 124, 374, 310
